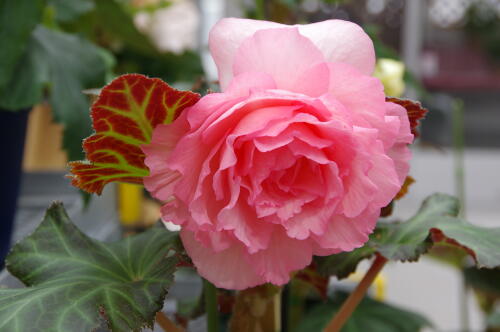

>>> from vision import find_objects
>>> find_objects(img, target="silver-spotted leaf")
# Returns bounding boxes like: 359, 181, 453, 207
1, 203, 181, 332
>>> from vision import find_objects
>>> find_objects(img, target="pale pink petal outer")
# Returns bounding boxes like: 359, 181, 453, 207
209, 18, 282, 91
225, 71, 277, 97
298, 20, 375, 76
209, 18, 375, 90
232, 28, 326, 94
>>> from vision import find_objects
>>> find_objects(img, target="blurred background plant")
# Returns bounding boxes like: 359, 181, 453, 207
1, 0, 500, 331
0, 0, 204, 163
0, 0, 204, 265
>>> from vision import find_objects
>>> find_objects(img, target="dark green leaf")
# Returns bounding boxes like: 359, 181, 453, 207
316, 245, 376, 280
0, 25, 110, 160
94, 0, 158, 56
40, 25, 109, 161
296, 291, 432, 332
116, 50, 204, 85
317, 194, 500, 280
0, 33, 47, 110
48, 0, 94, 22
2, 203, 180, 332
464, 267, 500, 297
0, 0, 44, 97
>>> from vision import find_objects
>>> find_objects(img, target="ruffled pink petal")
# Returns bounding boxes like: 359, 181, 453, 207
385, 101, 414, 145
160, 199, 190, 226
217, 181, 275, 253
245, 148, 296, 204
340, 125, 401, 216
186, 92, 242, 130
364, 141, 401, 208
181, 229, 265, 290
248, 230, 313, 285
387, 143, 412, 184
340, 156, 378, 217
284, 200, 335, 240
195, 229, 234, 252
233, 27, 325, 93
166, 132, 207, 203
327, 62, 386, 121
313, 208, 379, 252
380, 102, 414, 185
143, 113, 190, 201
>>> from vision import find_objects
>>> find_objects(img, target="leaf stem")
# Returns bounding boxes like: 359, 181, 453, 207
155, 312, 185, 332
204, 279, 219, 332
324, 255, 388, 332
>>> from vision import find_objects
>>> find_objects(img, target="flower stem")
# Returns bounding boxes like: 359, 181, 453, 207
204, 279, 219, 332
272, 288, 282, 332
155, 312, 185, 332
324, 255, 388, 332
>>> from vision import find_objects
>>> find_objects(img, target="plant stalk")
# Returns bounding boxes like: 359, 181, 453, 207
452, 98, 469, 332
324, 255, 388, 332
204, 279, 219, 332
155, 312, 185, 332
452, 99, 466, 219
255, 0, 266, 20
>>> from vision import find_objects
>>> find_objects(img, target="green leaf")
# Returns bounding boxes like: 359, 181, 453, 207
373, 194, 500, 268
0, 25, 109, 160
1, 25, 110, 160
0, 0, 44, 97
2, 203, 181, 332
41, 30, 107, 161
317, 194, 500, 280
296, 291, 432, 332
94, 0, 159, 56
0, 32, 47, 110
316, 245, 376, 280
464, 267, 500, 297
48, 0, 94, 22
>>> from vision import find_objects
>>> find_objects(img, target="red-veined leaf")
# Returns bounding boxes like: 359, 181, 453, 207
386, 97, 427, 138
69, 74, 200, 194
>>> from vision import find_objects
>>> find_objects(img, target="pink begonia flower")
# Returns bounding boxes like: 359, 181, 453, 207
142, 18, 413, 290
